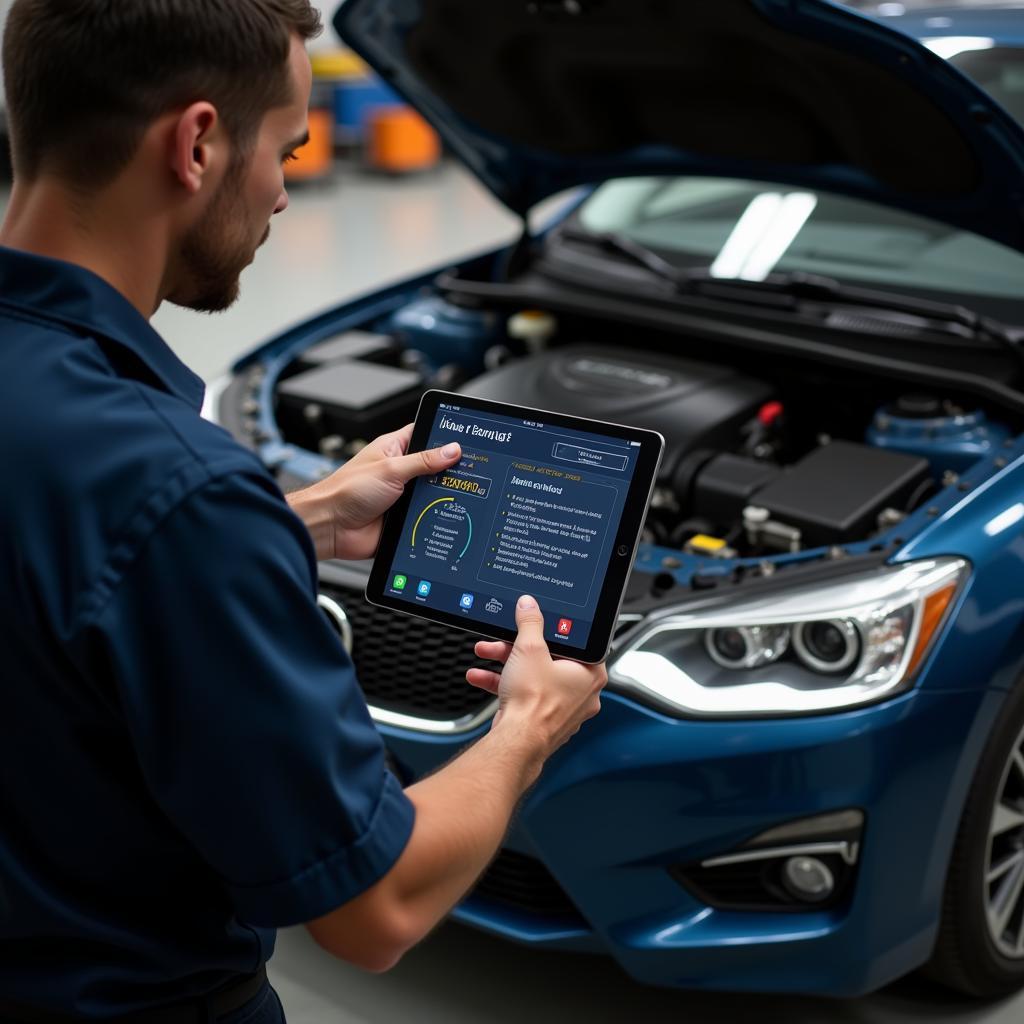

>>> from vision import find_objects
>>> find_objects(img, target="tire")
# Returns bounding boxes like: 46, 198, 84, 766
923, 679, 1024, 998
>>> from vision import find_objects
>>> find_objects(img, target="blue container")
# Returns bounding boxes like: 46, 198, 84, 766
866, 404, 1010, 473
333, 76, 401, 144
382, 296, 505, 375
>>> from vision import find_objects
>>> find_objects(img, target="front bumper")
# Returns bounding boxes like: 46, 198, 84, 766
381, 683, 1003, 996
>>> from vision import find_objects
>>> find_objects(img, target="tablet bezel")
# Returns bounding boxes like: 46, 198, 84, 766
365, 389, 665, 663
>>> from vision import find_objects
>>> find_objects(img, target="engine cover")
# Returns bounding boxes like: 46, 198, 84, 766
460, 345, 774, 480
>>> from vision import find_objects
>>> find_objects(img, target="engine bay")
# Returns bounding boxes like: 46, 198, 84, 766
226, 292, 1019, 586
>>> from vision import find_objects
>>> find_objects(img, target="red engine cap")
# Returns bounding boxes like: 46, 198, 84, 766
757, 401, 784, 428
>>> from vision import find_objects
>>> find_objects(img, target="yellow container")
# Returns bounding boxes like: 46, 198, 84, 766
310, 50, 365, 79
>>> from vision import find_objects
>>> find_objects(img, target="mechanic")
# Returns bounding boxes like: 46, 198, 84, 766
0, 2, 607, 1021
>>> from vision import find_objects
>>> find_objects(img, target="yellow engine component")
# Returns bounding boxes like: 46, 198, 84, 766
685, 534, 732, 558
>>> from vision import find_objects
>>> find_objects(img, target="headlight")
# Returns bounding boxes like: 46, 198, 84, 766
705, 625, 791, 669
609, 557, 966, 717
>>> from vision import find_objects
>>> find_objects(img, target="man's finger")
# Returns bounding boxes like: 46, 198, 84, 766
466, 668, 501, 694
512, 595, 546, 653
389, 442, 462, 484
395, 423, 414, 447
474, 639, 513, 663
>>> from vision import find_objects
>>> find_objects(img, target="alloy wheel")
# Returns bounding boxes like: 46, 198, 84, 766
985, 720, 1024, 958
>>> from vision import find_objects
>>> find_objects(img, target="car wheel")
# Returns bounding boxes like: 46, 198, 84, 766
924, 679, 1024, 997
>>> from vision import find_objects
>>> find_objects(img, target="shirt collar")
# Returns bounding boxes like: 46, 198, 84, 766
0, 245, 206, 410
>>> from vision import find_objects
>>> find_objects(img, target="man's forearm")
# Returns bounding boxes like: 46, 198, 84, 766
305, 716, 546, 970
392, 715, 545, 927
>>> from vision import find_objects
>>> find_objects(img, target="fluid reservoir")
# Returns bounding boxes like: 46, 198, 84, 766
384, 296, 503, 374
866, 395, 1010, 472
508, 310, 557, 353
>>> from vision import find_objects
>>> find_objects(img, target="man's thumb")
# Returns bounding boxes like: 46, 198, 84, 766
391, 442, 461, 484
514, 594, 545, 647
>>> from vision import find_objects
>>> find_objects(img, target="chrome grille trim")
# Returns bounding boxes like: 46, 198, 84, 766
370, 700, 499, 734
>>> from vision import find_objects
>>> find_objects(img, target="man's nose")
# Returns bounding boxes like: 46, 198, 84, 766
274, 190, 289, 215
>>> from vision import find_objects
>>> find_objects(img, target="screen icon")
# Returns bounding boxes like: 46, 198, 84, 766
392, 574, 408, 591
485, 598, 503, 614
460, 593, 475, 610
557, 618, 573, 637
417, 580, 432, 597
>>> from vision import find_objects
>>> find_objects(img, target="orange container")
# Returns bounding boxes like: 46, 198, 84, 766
284, 107, 334, 183
365, 107, 441, 173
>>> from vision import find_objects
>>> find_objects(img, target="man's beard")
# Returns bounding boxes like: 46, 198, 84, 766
173, 166, 268, 314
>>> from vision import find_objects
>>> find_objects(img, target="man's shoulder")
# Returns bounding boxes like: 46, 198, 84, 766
0, 310, 263, 480
0, 313, 283, 625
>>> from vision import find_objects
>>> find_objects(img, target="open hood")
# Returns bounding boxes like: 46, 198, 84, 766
334, 0, 1024, 254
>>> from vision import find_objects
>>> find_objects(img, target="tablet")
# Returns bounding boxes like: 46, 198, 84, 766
366, 390, 664, 663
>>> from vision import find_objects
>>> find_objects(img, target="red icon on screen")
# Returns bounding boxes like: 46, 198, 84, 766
557, 618, 573, 637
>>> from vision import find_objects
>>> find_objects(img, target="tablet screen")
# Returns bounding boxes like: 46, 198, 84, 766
375, 395, 657, 655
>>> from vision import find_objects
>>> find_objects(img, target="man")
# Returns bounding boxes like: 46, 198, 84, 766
0, 2, 607, 1021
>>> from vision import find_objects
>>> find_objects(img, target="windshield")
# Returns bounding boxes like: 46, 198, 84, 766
946, 46, 1024, 125
575, 176, 1024, 304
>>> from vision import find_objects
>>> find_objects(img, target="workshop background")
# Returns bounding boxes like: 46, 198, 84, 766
3, 0, 1024, 1021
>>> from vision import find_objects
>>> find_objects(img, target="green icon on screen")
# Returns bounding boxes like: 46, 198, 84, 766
393, 574, 408, 591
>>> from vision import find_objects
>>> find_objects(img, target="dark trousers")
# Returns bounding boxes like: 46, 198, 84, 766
0, 978, 286, 1024
214, 983, 286, 1024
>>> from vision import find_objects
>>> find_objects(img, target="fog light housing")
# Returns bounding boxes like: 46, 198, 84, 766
782, 856, 835, 903
671, 809, 863, 912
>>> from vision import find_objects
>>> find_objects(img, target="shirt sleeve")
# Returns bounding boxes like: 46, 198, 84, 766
82, 469, 415, 927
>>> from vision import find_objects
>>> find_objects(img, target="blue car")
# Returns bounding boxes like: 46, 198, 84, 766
211, 0, 1024, 999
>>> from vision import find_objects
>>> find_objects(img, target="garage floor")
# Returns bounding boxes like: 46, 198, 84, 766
268, 922, 1024, 1024
7, 161, 1022, 1021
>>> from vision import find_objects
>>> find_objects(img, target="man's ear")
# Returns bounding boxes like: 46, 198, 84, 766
170, 102, 224, 194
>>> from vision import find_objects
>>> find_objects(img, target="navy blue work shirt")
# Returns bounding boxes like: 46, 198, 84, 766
0, 247, 415, 1015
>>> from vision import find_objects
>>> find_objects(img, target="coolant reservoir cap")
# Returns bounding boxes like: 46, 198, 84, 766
508, 310, 557, 349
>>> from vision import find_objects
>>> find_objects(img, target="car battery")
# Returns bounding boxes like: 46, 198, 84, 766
693, 453, 781, 528
289, 330, 401, 374
752, 441, 930, 548
276, 361, 425, 447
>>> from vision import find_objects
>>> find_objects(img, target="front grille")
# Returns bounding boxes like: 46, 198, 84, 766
470, 849, 584, 921
321, 584, 495, 721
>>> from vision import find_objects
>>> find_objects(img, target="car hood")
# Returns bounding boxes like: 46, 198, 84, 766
333, 0, 1024, 254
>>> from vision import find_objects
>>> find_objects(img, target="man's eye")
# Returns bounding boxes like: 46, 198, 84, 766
282, 152, 299, 164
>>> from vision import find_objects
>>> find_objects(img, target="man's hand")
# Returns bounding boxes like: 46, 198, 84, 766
287, 425, 461, 561
467, 594, 607, 772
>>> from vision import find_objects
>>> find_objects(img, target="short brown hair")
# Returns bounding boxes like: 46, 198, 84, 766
3, 0, 322, 188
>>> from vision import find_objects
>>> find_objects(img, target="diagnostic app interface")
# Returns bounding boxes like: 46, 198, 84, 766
386, 403, 642, 649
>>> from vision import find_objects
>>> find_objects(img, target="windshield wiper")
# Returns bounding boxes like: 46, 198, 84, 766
554, 226, 1024, 374
694, 271, 1024, 373
557, 226, 692, 290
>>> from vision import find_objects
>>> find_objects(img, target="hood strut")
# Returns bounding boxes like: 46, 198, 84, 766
502, 218, 534, 282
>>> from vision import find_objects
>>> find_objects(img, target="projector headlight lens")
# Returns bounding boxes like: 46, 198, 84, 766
793, 619, 859, 674
705, 625, 791, 669
609, 558, 965, 717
